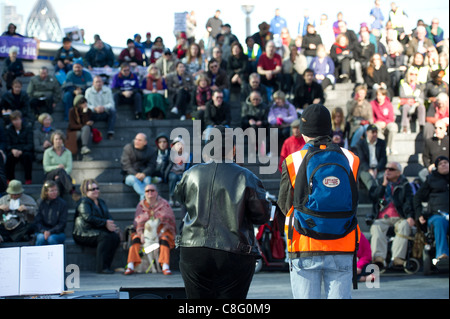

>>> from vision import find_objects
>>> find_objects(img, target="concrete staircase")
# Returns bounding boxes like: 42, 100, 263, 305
2, 52, 427, 270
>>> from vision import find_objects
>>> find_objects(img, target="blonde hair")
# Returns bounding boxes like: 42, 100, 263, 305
80, 179, 98, 197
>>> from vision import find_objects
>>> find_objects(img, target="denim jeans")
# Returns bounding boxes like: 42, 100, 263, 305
91, 109, 117, 134
35, 232, 66, 246
428, 214, 449, 258
125, 174, 151, 200
290, 254, 353, 299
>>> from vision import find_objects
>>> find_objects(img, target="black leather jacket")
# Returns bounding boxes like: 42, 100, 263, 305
174, 161, 270, 256
73, 197, 112, 238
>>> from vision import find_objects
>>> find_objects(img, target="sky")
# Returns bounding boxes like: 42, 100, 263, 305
7, 0, 450, 49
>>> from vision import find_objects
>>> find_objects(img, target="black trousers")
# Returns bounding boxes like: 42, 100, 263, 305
73, 230, 120, 273
5, 152, 33, 181
179, 247, 256, 299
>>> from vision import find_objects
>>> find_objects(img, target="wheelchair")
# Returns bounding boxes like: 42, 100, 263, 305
380, 225, 421, 275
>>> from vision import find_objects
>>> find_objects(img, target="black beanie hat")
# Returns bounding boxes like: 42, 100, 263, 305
299, 104, 332, 137
435, 155, 449, 168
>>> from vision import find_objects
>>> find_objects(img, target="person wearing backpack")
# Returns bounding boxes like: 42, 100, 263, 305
278, 103, 361, 299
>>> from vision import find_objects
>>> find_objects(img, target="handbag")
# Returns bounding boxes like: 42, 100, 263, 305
92, 128, 103, 143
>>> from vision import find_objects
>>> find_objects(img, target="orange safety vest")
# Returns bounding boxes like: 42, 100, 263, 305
283, 146, 361, 257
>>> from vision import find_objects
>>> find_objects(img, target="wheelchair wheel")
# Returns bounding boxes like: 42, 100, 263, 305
404, 258, 420, 274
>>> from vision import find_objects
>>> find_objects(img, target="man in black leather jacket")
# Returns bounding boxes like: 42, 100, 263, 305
174, 126, 270, 299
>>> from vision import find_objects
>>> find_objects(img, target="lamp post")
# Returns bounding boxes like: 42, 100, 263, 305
241, 5, 255, 38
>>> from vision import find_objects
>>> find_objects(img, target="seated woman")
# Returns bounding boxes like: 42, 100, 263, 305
227, 41, 248, 94
33, 113, 55, 163
142, 64, 168, 120
309, 44, 336, 91
73, 179, 121, 274
190, 74, 212, 125
165, 137, 192, 207
125, 183, 176, 275
371, 88, 398, 154
66, 95, 94, 160
2, 46, 24, 90
346, 84, 373, 148
330, 34, 353, 83
399, 67, 426, 133
267, 90, 297, 151
331, 107, 350, 148
34, 181, 68, 246
43, 130, 79, 201
181, 42, 205, 80
409, 52, 430, 85
364, 53, 392, 99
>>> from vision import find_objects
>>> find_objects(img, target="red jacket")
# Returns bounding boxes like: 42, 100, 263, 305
371, 98, 395, 124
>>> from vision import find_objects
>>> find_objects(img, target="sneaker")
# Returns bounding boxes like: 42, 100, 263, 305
107, 132, 114, 140
82, 154, 93, 161
171, 107, 179, 114
80, 146, 91, 155
180, 115, 186, 121
152, 176, 162, 184
393, 257, 405, 267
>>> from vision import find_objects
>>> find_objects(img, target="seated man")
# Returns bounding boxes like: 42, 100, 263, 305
53, 37, 82, 74
0, 79, 32, 127
293, 68, 325, 114
354, 124, 387, 190
257, 40, 282, 95
424, 92, 449, 140
240, 72, 269, 104
203, 90, 232, 143
5, 111, 33, 184
414, 156, 449, 266
0, 180, 37, 243
367, 161, 416, 270
121, 133, 157, 200
61, 58, 93, 121
111, 62, 143, 120
85, 75, 116, 139
26, 66, 62, 117
118, 39, 144, 67
85, 39, 115, 70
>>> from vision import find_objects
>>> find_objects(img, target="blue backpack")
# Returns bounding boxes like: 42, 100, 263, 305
292, 138, 359, 240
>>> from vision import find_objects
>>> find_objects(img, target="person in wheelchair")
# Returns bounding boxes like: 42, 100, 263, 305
414, 156, 449, 267
366, 161, 416, 270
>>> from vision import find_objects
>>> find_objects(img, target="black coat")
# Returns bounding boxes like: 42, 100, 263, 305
5, 124, 34, 155
354, 137, 387, 172
174, 161, 270, 256
414, 171, 449, 219
34, 197, 68, 234
73, 197, 112, 238
204, 100, 232, 127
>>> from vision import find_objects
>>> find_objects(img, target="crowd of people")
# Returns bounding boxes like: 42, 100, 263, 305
0, 2, 448, 294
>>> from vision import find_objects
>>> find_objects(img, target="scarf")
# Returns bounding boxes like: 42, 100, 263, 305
196, 85, 212, 106
145, 74, 164, 91
134, 196, 176, 236
334, 43, 348, 55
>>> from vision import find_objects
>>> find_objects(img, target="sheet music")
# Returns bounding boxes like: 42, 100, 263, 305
0, 247, 21, 297
19, 245, 64, 295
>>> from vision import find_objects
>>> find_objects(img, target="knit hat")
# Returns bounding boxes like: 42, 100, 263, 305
6, 180, 24, 195
72, 57, 83, 66
299, 104, 332, 137
435, 155, 449, 168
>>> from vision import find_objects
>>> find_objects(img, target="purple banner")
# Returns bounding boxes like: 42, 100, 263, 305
0, 36, 38, 60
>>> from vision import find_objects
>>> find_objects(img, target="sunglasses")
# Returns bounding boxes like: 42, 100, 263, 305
385, 167, 397, 171
88, 187, 100, 191
145, 189, 156, 193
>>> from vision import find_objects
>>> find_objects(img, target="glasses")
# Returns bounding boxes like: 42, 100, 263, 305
385, 167, 397, 171
210, 64, 219, 68
145, 189, 156, 193
88, 187, 100, 191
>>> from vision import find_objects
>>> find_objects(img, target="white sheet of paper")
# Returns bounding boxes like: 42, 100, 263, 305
0, 247, 21, 297
19, 244, 64, 295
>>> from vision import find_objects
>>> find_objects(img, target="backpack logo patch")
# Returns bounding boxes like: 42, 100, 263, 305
322, 176, 340, 188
